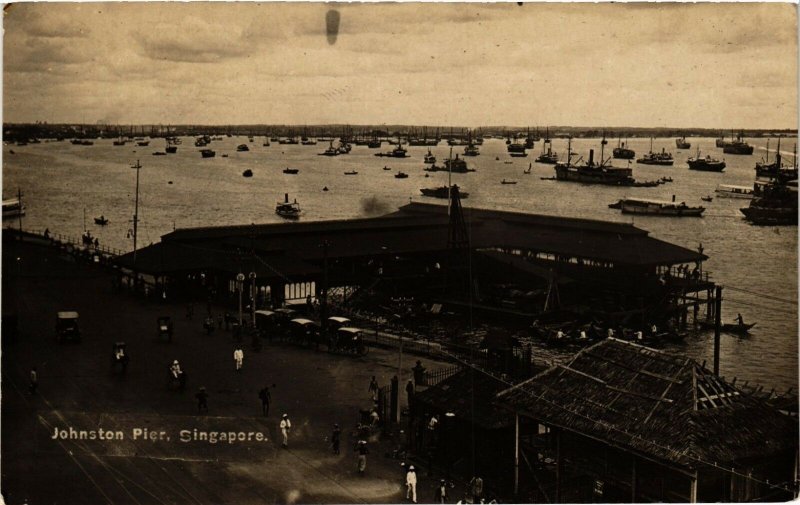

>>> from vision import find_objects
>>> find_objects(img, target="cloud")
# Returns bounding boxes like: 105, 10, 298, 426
5, 38, 94, 72
134, 17, 250, 63
5, 4, 90, 39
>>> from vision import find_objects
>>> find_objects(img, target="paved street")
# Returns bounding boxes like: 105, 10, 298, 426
2, 236, 459, 505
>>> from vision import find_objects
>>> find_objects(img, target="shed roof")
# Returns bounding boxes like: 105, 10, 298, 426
496, 338, 797, 471
117, 202, 706, 276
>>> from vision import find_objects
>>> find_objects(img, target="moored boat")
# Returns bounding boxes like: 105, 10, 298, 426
740, 179, 798, 226
612, 138, 635, 159
687, 148, 725, 172
200, 149, 216, 158
675, 136, 691, 149
722, 130, 754, 155
283, 167, 299, 174
555, 138, 635, 186
236, 144, 250, 152
395, 171, 409, 179
275, 194, 301, 219
420, 185, 469, 199
637, 139, 674, 165
424, 149, 436, 164
610, 197, 705, 217
94, 215, 109, 225
535, 129, 558, 163
2, 198, 25, 219
715, 184, 753, 199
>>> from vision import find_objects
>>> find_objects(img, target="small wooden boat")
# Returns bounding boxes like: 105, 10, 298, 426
94, 216, 109, 225
701, 196, 713, 202
395, 171, 409, 179
152, 151, 166, 156
344, 170, 358, 175
383, 166, 392, 171
501, 179, 517, 185
699, 321, 756, 335
283, 168, 299, 174
200, 149, 216, 158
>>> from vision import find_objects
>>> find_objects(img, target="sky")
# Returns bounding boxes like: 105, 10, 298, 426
3, 2, 798, 129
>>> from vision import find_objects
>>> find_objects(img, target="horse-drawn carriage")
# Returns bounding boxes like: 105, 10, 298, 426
56, 311, 81, 343
289, 318, 321, 348
157, 316, 174, 341
330, 327, 369, 356
111, 342, 129, 373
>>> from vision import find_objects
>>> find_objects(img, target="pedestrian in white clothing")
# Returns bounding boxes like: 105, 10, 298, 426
234, 347, 244, 371
280, 414, 291, 448
406, 465, 418, 503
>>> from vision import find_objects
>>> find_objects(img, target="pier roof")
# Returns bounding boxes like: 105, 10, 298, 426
495, 338, 797, 471
117, 202, 705, 274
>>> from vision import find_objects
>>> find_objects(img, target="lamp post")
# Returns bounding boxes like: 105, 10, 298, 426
236, 273, 245, 326
249, 272, 257, 326
444, 411, 456, 480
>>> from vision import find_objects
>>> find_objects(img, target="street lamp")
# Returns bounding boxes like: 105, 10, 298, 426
249, 272, 257, 326
444, 412, 456, 480
236, 273, 246, 326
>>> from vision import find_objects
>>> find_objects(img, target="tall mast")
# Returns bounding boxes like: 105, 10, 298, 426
766, 138, 770, 164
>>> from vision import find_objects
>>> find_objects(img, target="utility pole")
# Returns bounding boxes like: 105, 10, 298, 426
713, 285, 723, 376
320, 240, 330, 330
131, 160, 142, 269
17, 187, 24, 238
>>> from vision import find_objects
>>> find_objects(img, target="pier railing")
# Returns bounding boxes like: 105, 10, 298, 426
4, 226, 125, 257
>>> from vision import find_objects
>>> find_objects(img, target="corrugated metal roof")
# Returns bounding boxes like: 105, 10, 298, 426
496, 339, 797, 470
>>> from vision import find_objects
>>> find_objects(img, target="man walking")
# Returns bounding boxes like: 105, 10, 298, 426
280, 414, 291, 448
29, 367, 38, 395
196, 387, 208, 413
234, 347, 244, 371
405, 379, 415, 408
355, 439, 369, 475
406, 465, 418, 503
331, 424, 341, 455
368, 376, 379, 402
258, 386, 271, 416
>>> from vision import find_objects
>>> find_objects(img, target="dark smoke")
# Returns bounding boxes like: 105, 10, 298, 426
360, 196, 390, 216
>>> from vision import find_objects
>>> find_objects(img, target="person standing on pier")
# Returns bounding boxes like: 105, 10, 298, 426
368, 376, 379, 402
234, 347, 244, 371
331, 424, 341, 454
196, 387, 208, 413
280, 414, 291, 448
29, 367, 38, 395
406, 465, 418, 503
258, 386, 271, 416
355, 439, 369, 475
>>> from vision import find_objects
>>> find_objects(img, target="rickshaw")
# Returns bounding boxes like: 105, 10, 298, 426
111, 342, 130, 372
272, 307, 297, 341
289, 318, 321, 348
327, 316, 351, 332
334, 327, 369, 356
255, 310, 276, 341
56, 311, 81, 343
157, 316, 174, 342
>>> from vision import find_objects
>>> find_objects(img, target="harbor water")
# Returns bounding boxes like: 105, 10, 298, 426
3, 135, 797, 390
